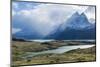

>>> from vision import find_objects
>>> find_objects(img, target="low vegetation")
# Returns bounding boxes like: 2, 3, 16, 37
12, 40, 96, 67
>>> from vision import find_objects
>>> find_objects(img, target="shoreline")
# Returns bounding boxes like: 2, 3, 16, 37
12, 46, 96, 66
12, 40, 95, 52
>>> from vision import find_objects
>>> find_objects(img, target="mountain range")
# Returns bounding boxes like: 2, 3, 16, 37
13, 12, 96, 40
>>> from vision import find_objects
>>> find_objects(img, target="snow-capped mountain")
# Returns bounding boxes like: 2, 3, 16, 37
61, 12, 92, 30
13, 12, 95, 40
45, 12, 95, 40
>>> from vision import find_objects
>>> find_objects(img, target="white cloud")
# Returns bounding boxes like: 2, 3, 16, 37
15, 4, 79, 35
12, 2, 19, 9
82, 6, 95, 23
13, 3, 95, 35
85, 12, 95, 19
85, 6, 95, 19
25, 3, 35, 9
72, 6, 88, 14
12, 28, 21, 34
18, 10, 31, 16
12, 10, 16, 16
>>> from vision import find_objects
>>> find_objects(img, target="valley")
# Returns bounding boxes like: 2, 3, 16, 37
12, 40, 96, 66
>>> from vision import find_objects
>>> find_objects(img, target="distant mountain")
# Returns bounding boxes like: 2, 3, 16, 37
13, 30, 44, 39
12, 37, 26, 41
45, 12, 96, 40
61, 12, 93, 30
13, 12, 96, 40
12, 26, 42, 39
12, 16, 45, 39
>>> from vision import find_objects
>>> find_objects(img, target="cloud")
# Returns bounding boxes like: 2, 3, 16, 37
12, 2, 19, 9
13, 4, 78, 35
12, 2, 95, 35
85, 6, 95, 19
72, 6, 88, 14
17, 4, 87, 24
12, 11, 15, 16
18, 10, 31, 16
12, 28, 21, 34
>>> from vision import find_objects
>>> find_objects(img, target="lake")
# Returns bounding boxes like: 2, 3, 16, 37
24, 44, 95, 58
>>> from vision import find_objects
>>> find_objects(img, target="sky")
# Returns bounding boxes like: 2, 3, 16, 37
12, 1, 96, 36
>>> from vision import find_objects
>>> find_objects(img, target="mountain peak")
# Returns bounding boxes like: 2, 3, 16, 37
81, 12, 85, 15
62, 11, 92, 30
80, 12, 87, 17
72, 12, 80, 17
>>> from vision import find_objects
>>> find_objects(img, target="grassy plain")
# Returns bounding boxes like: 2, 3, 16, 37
12, 40, 96, 67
